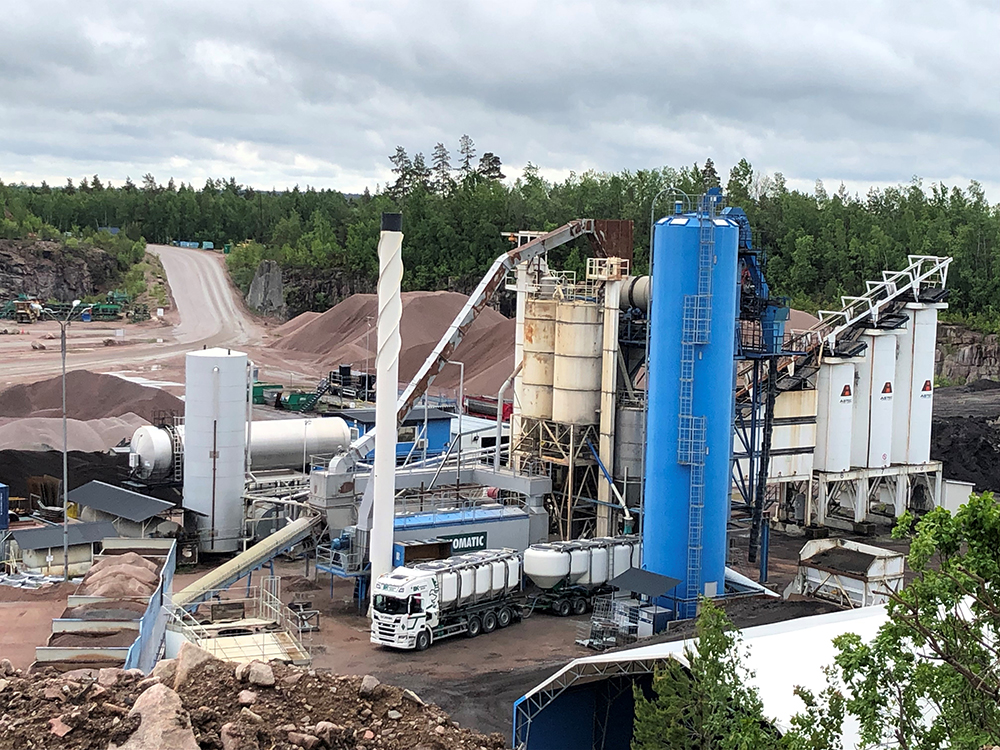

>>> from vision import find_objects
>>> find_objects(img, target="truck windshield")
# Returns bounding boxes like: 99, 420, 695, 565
373, 595, 407, 615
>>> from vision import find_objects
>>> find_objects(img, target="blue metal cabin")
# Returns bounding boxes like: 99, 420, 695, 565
327, 407, 453, 461
643, 193, 740, 618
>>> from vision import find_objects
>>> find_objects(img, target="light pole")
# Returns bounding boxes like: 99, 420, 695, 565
444, 360, 464, 500
33, 300, 91, 580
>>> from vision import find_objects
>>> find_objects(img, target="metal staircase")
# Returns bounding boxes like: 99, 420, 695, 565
739, 255, 951, 397
678, 193, 719, 611
300, 377, 331, 412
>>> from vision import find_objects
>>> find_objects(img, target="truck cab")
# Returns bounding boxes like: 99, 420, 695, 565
370, 568, 438, 650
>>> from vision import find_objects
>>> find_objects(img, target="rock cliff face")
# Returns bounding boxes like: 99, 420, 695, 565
0, 239, 117, 301
245, 259, 286, 317
936, 323, 1000, 384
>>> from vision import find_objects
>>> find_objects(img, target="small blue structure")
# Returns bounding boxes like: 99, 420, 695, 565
329, 407, 453, 461
643, 191, 740, 618
0, 482, 8, 530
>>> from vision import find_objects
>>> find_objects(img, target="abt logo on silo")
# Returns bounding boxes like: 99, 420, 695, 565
879, 382, 893, 401
839, 385, 852, 403
920, 379, 933, 398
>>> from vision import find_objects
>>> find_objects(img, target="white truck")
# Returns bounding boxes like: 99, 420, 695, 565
370, 536, 641, 650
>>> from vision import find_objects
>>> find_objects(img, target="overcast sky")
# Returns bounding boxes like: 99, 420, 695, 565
2, 0, 998, 200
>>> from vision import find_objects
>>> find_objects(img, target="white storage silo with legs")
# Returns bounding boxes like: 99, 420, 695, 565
184, 348, 249, 553
891, 304, 941, 465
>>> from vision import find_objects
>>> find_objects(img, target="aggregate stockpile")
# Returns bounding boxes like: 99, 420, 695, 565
371, 536, 641, 651
0, 642, 505, 750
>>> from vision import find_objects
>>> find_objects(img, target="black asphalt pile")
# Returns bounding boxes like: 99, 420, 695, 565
931, 415, 1000, 493
0, 449, 126, 497
0, 642, 507, 750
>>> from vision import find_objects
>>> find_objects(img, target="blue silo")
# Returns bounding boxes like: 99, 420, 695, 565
643, 196, 740, 618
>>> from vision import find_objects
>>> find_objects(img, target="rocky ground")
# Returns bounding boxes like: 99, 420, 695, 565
0, 642, 506, 750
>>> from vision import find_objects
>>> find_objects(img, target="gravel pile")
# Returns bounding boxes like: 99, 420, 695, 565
0, 642, 507, 749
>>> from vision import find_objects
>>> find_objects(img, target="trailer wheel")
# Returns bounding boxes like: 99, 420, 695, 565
482, 611, 497, 633
497, 607, 513, 628
415, 629, 431, 651
553, 599, 572, 617
466, 616, 482, 638
572, 597, 588, 616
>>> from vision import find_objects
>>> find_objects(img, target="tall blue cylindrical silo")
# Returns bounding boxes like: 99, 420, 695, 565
642, 206, 740, 618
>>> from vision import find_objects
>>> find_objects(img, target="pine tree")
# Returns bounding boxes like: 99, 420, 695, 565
700, 159, 721, 190
411, 152, 432, 192
389, 146, 413, 199
477, 152, 505, 180
458, 134, 476, 176
431, 142, 453, 193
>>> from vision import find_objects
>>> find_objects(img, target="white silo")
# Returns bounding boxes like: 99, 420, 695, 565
815, 361, 855, 472
891, 304, 941, 465
552, 300, 602, 425
851, 331, 901, 469
184, 348, 249, 553
520, 298, 557, 420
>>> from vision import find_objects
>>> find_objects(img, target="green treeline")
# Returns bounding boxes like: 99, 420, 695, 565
3, 142, 999, 325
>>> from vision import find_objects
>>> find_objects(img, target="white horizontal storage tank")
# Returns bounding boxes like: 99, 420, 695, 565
523, 536, 640, 590
249, 417, 352, 471
520, 298, 557, 420
552, 300, 602, 425
416, 549, 520, 610
815, 361, 856, 473
184, 348, 248, 554
851, 331, 900, 469
891, 304, 941, 465
130, 417, 352, 480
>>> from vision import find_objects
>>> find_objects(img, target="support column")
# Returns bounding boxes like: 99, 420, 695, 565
597, 278, 622, 536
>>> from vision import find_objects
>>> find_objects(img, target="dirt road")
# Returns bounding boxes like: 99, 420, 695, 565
0, 244, 262, 385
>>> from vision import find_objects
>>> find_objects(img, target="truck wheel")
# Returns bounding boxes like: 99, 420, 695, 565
572, 597, 588, 616
467, 616, 482, 638
482, 611, 497, 633
497, 607, 513, 628
415, 629, 431, 651
553, 599, 572, 617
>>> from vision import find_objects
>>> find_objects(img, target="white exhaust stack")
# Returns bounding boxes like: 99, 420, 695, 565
370, 212, 404, 592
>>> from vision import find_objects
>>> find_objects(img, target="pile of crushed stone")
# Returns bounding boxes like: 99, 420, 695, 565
75, 552, 161, 599
0, 370, 182, 421
272, 291, 515, 398
0, 642, 507, 749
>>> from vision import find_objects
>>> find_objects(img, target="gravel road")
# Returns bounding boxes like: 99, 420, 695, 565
1, 244, 261, 384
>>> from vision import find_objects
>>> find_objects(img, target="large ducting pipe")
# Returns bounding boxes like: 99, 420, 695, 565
370, 212, 404, 593
620, 276, 650, 312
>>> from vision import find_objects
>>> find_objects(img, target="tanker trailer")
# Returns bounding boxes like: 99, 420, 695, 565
522, 535, 641, 616
371, 548, 522, 650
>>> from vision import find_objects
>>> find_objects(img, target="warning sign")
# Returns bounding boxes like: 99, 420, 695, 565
881, 382, 893, 394
840, 385, 852, 397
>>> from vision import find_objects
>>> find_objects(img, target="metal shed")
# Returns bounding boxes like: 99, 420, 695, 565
69, 481, 179, 537
10, 521, 118, 576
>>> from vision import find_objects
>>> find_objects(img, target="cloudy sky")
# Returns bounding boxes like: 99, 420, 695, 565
2, 0, 998, 199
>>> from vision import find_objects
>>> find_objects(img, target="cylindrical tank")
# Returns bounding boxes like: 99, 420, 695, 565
614, 406, 645, 507
643, 212, 740, 613
520, 298, 557, 420
815, 362, 855, 472
184, 348, 248, 554
891, 305, 938, 465
551, 300, 602, 425
852, 330, 899, 469
415, 549, 520, 610
523, 536, 641, 589
130, 417, 352, 480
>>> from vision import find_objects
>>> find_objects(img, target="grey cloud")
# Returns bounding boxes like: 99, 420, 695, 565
0, 0, 997, 196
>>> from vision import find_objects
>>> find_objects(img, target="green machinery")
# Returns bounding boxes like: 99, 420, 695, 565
0, 290, 149, 323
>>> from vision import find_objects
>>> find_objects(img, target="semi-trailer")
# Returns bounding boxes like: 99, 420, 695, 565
370, 535, 641, 650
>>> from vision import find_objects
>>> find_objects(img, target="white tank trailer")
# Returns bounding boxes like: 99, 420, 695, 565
370, 535, 641, 650
130, 417, 352, 480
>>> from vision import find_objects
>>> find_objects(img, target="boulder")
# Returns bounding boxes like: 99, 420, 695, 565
113, 683, 199, 750
150, 658, 177, 688
247, 662, 274, 688
287, 732, 322, 750
174, 641, 219, 689
358, 674, 380, 699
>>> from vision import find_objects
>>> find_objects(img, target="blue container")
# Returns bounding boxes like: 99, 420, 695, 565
0, 482, 8, 530
642, 211, 740, 617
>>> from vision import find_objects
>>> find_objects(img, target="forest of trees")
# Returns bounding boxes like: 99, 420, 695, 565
2, 137, 999, 326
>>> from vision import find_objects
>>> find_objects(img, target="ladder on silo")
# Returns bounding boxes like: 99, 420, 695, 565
677, 192, 719, 613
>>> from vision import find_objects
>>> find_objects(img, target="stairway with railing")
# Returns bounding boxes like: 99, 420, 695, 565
677, 194, 719, 612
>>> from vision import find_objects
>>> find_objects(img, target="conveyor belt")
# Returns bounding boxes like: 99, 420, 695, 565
173, 515, 320, 608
